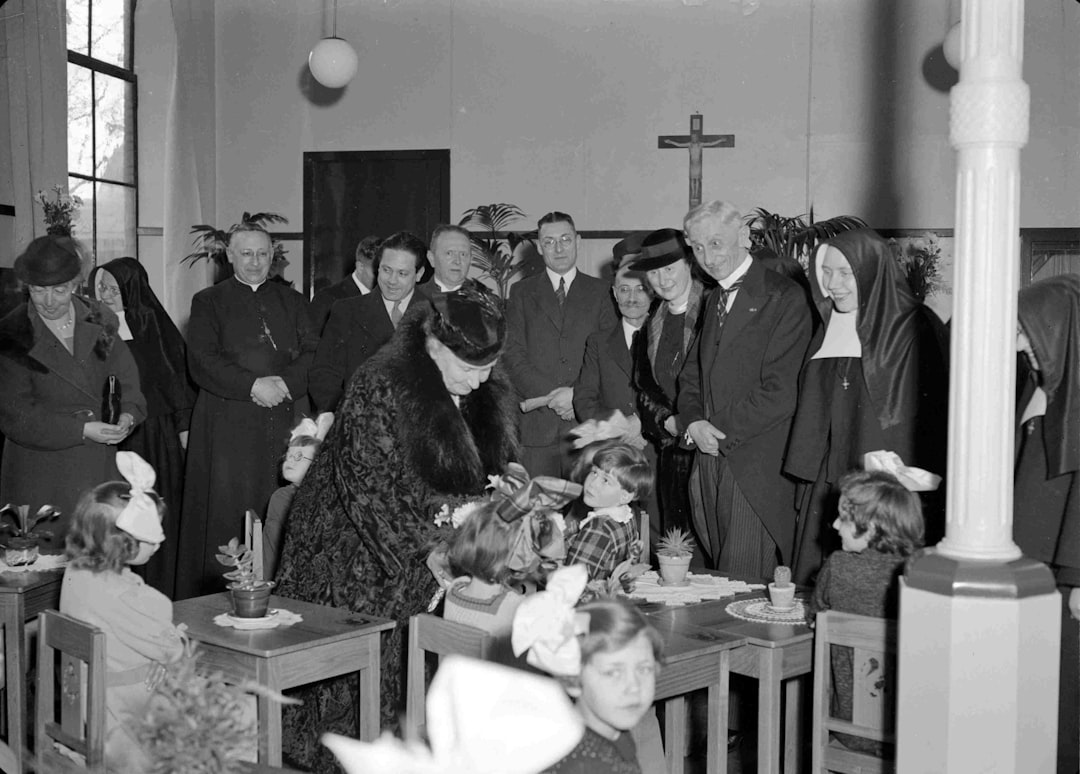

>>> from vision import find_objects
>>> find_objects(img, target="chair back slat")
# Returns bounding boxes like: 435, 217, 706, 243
35, 611, 107, 774
406, 614, 496, 741
811, 610, 898, 774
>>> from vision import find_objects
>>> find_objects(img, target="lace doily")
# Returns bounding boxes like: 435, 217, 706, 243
725, 597, 808, 625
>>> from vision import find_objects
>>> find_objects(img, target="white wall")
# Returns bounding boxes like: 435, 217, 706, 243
132, 0, 1079, 297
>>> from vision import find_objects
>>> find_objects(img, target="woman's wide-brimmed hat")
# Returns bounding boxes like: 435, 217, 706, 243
628, 228, 691, 272
428, 283, 507, 365
14, 235, 83, 286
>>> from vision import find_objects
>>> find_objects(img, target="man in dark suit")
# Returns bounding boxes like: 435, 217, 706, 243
421, 224, 473, 293
308, 235, 380, 335
308, 231, 428, 411
504, 211, 617, 476
678, 200, 811, 579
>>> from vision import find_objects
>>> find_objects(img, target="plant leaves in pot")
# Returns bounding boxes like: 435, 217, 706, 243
216, 538, 274, 618
0, 503, 60, 566
656, 527, 694, 585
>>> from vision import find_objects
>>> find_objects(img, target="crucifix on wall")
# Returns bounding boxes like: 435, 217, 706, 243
658, 113, 734, 209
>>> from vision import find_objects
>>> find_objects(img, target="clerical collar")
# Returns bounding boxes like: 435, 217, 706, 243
234, 276, 265, 292
546, 266, 577, 293
383, 291, 414, 316
434, 278, 463, 293
718, 255, 752, 290
811, 309, 862, 359
352, 273, 372, 295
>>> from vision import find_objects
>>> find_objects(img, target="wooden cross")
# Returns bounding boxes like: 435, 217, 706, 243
658, 113, 735, 209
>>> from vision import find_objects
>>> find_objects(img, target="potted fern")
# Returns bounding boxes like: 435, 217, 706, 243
0, 503, 60, 566
747, 208, 866, 270
656, 527, 695, 586
458, 203, 543, 299
216, 538, 274, 618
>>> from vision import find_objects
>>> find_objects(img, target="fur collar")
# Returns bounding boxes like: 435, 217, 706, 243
0, 296, 118, 373
377, 306, 520, 494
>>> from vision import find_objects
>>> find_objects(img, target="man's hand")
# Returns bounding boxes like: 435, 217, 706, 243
687, 420, 726, 456
663, 415, 678, 436
83, 421, 129, 445
251, 376, 289, 408
548, 386, 575, 421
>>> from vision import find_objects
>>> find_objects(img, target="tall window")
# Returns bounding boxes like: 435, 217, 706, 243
66, 0, 136, 262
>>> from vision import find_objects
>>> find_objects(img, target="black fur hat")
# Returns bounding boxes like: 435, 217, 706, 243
15, 235, 82, 286
427, 283, 507, 365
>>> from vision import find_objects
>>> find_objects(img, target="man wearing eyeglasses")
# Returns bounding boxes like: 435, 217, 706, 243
504, 212, 618, 477
178, 223, 317, 599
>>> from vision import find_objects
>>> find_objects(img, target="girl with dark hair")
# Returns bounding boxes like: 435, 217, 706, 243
89, 257, 194, 596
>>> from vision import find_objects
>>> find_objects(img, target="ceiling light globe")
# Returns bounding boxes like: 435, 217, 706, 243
309, 37, 358, 89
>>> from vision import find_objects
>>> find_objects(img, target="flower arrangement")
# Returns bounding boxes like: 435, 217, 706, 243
136, 640, 262, 774
888, 232, 949, 302
36, 186, 82, 236
458, 203, 543, 299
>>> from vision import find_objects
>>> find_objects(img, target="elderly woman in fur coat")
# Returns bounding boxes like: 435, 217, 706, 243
274, 283, 519, 770
0, 236, 145, 549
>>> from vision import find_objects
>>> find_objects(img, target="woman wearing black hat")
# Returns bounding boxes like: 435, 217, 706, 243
273, 284, 519, 771
0, 236, 146, 547
630, 228, 710, 545
88, 257, 194, 596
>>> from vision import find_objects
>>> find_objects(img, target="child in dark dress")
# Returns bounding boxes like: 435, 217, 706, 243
807, 468, 925, 755
513, 565, 664, 774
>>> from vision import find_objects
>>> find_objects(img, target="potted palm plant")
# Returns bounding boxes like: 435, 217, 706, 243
656, 527, 695, 586
182, 212, 289, 285
747, 207, 866, 270
0, 503, 60, 566
458, 203, 543, 299
216, 538, 274, 618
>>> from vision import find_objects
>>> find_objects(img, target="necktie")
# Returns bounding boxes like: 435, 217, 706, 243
555, 277, 566, 307
391, 300, 403, 328
716, 279, 743, 326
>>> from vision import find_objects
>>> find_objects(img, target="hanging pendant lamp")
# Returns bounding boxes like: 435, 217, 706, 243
309, 0, 358, 89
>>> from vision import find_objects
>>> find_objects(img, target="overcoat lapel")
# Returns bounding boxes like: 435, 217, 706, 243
712, 261, 765, 361
28, 313, 99, 401
608, 326, 632, 377
537, 278, 563, 329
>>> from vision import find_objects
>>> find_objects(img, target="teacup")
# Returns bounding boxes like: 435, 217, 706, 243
767, 582, 796, 611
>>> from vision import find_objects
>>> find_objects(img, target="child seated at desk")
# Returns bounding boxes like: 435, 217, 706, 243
60, 452, 185, 773
807, 468, 925, 756
564, 443, 652, 582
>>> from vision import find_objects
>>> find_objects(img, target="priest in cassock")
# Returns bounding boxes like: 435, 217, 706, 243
176, 224, 316, 599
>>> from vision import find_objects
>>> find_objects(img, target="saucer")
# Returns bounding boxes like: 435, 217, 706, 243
765, 603, 796, 614
226, 609, 278, 625
658, 577, 690, 588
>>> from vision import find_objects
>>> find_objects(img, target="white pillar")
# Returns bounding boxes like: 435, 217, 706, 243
897, 1, 1061, 771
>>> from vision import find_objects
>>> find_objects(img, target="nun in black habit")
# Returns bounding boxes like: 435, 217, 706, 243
89, 257, 195, 597
784, 228, 949, 585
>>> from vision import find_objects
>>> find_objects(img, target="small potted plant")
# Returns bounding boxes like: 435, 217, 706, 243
216, 537, 274, 618
656, 527, 695, 586
768, 565, 796, 611
0, 503, 60, 566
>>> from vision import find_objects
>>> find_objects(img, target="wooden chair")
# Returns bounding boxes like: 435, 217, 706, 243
638, 506, 650, 566
35, 610, 107, 774
812, 611, 898, 774
405, 614, 496, 741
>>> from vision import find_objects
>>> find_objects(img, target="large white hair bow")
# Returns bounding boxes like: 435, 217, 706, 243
863, 450, 942, 492
511, 564, 590, 677
290, 412, 334, 443
322, 656, 583, 774
115, 451, 164, 543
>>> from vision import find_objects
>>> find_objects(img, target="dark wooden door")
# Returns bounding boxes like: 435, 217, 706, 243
303, 150, 450, 298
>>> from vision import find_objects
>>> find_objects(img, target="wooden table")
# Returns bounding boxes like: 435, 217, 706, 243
0, 567, 63, 774
649, 594, 813, 774
646, 613, 746, 774
172, 593, 395, 767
